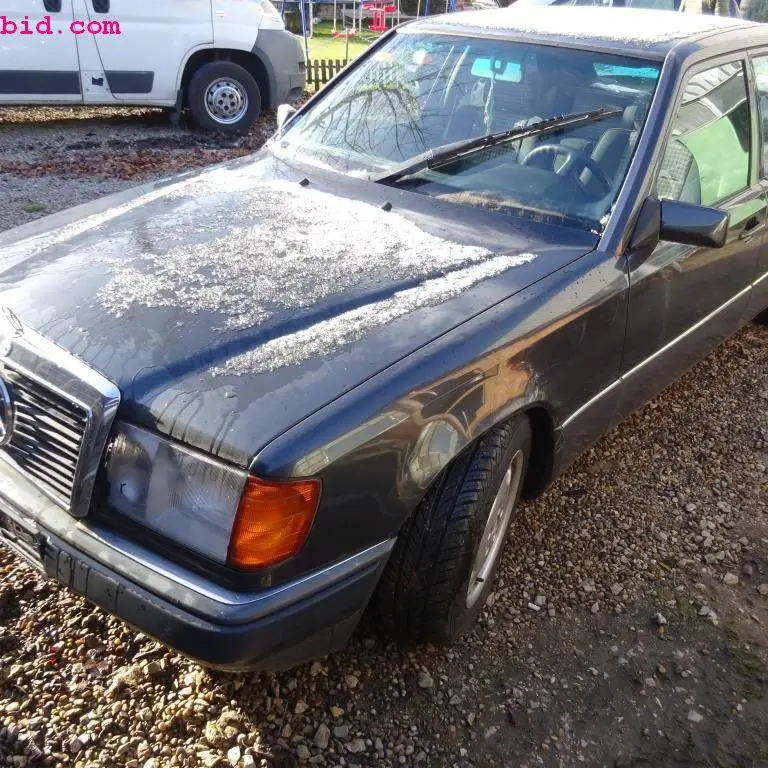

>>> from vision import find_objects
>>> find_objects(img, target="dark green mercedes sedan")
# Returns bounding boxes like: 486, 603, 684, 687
0, 7, 766, 669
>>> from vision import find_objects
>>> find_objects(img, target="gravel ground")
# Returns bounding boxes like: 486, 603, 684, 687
0, 107, 767, 768
0, 106, 275, 233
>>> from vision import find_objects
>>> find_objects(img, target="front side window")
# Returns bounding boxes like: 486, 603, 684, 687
656, 61, 750, 206
275, 32, 661, 231
752, 54, 768, 177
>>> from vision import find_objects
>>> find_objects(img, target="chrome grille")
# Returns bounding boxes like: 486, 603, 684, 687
3, 366, 88, 506
0, 307, 120, 518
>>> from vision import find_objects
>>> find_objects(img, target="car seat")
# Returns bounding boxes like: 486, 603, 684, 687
656, 137, 702, 204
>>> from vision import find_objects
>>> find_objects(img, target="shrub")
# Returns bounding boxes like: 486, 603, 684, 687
745, 0, 768, 21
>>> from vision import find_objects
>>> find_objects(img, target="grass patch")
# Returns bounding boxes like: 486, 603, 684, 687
725, 628, 767, 700
20, 202, 46, 214
675, 598, 700, 623
307, 20, 378, 61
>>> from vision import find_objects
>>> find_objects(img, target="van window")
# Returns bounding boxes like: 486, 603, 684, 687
656, 62, 750, 206
753, 55, 768, 177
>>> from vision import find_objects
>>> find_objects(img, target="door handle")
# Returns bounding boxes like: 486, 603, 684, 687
92, 0, 110, 12
43, 0, 62, 11
739, 216, 765, 242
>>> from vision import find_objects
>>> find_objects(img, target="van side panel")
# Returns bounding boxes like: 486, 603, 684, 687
76, 0, 213, 102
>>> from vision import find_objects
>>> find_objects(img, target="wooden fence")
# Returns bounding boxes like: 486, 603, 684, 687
307, 58, 348, 90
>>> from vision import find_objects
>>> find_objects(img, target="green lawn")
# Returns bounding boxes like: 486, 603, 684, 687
306, 20, 379, 61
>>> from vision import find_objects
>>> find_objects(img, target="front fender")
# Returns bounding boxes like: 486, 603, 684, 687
251, 245, 627, 589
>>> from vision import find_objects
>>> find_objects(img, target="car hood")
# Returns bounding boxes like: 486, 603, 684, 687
0, 151, 598, 466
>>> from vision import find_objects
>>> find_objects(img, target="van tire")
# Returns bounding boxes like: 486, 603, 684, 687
755, 308, 768, 326
376, 416, 531, 644
188, 61, 261, 134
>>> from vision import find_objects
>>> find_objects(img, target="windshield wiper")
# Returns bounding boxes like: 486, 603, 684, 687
372, 107, 623, 185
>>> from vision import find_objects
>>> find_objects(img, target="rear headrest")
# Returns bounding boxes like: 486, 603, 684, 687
622, 101, 650, 131
622, 104, 640, 129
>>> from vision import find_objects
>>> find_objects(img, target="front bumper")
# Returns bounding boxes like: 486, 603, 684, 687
252, 29, 307, 107
0, 462, 393, 670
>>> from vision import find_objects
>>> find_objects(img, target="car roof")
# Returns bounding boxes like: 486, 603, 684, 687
404, 6, 763, 59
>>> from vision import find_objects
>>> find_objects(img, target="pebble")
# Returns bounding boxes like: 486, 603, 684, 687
334, 725, 351, 740
723, 573, 739, 586
346, 738, 367, 753
417, 670, 434, 689
309, 661, 324, 677
314, 724, 331, 749
688, 710, 704, 724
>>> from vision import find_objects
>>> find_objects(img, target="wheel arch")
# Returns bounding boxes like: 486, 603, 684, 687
519, 404, 555, 500
398, 400, 557, 534
179, 47, 272, 108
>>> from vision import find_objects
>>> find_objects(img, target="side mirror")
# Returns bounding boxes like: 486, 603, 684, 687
276, 103, 297, 132
659, 199, 729, 249
628, 195, 729, 270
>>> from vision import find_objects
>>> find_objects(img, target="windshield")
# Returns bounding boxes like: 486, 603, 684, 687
276, 32, 661, 231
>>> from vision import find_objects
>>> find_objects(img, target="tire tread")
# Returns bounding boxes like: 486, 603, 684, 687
376, 419, 528, 642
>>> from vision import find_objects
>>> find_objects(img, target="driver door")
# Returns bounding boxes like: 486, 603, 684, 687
619, 56, 766, 404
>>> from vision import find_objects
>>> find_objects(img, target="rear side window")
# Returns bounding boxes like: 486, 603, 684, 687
656, 62, 750, 206
753, 55, 768, 177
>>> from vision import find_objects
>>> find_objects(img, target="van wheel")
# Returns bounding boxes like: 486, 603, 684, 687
755, 308, 768, 326
188, 61, 261, 134
376, 416, 531, 644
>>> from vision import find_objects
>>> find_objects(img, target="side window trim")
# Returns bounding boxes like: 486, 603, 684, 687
651, 53, 753, 209
747, 47, 768, 182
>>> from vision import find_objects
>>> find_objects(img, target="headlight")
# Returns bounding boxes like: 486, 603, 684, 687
103, 422, 321, 568
104, 423, 247, 562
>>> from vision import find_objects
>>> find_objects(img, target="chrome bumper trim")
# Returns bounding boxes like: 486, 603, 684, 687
83, 523, 395, 620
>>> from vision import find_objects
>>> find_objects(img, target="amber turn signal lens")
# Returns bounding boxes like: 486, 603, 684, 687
227, 476, 321, 569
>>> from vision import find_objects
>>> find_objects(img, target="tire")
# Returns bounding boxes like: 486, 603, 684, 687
754, 308, 768, 326
187, 61, 261, 134
376, 416, 532, 644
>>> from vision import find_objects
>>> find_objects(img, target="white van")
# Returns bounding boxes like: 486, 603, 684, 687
0, 0, 307, 133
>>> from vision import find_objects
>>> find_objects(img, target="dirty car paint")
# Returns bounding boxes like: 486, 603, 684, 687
0, 152, 597, 467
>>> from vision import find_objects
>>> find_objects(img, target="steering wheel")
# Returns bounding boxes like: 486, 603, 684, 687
520, 144, 613, 196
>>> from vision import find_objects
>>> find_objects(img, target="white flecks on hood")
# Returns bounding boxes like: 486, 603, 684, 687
216, 252, 537, 375
415, 6, 749, 46
98, 180, 497, 330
